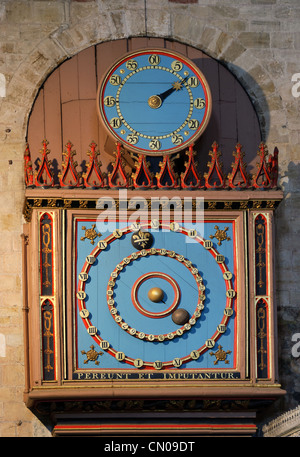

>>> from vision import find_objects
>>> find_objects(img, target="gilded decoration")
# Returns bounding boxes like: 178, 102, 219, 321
81, 345, 104, 365
209, 225, 231, 246
210, 345, 232, 365
80, 224, 102, 245
23, 197, 282, 223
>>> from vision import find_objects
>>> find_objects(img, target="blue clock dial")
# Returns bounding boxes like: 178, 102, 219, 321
75, 220, 236, 372
97, 49, 212, 155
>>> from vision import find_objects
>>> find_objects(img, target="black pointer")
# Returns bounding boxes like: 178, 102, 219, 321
158, 76, 189, 103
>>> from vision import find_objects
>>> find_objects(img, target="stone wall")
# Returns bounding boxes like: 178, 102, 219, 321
0, 0, 299, 436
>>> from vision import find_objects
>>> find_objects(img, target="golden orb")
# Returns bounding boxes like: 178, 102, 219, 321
148, 95, 162, 109
148, 287, 164, 302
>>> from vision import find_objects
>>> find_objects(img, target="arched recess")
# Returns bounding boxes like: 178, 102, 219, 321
26, 37, 262, 182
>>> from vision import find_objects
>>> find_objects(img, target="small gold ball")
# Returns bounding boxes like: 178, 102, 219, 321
148, 287, 164, 302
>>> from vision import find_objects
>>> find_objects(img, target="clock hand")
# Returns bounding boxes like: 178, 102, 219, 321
148, 76, 189, 109
159, 76, 189, 101
158, 86, 177, 103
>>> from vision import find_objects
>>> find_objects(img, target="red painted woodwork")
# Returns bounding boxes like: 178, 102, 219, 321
156, 155, 179, 189
228, 143, 250, 189
203, 141, 226, 188
34, 140, 54, 187
131, 154, 154, 189
180, 145, 202, 189
24, 143, 33, 187
83, 141, 106, 188
252, 143, 272, 188
59, 141, 81, 188
24, 139, 280, 190
108, 143, 130, 188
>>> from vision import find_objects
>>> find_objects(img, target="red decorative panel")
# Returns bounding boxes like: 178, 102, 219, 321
34, 140, 54, 187
180, 145, 202, 188
156, 155, 179, 189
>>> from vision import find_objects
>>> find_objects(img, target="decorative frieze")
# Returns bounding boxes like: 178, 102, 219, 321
25, 139, 280, 191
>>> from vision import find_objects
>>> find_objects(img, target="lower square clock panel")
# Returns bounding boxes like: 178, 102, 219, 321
73, 218, 239, 376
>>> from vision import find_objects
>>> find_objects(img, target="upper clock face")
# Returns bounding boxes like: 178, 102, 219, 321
74, 218, 238, 376
97, 49, 212, 155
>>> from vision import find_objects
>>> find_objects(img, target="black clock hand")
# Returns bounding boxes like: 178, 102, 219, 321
158, 75, 189, 102
148, 76, 189, 109
158, 86, 177, 103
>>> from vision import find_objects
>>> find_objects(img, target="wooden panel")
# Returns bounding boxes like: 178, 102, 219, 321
60, 56, 79, 104
79, 99, 99, 157
165, 39, 187, 56
61, 100, 81, 154
44, 70, 62, 162
96, 40, 128, 86
78, 46, 97, 100
187, 45, 209, 62
144, 37, 166, 49
129, 36, 149, 50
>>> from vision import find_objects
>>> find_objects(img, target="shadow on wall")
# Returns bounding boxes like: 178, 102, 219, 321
178, 58, 271, 179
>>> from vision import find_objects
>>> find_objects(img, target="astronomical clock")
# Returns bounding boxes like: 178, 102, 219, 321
22, 46, 285, 436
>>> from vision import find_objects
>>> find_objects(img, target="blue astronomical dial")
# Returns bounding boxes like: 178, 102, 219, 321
75, 220, 236, 373
97, 49, 212, 155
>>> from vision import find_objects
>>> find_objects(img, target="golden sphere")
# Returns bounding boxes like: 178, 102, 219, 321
148, 287, 164, 302
148, 95, 162, 109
